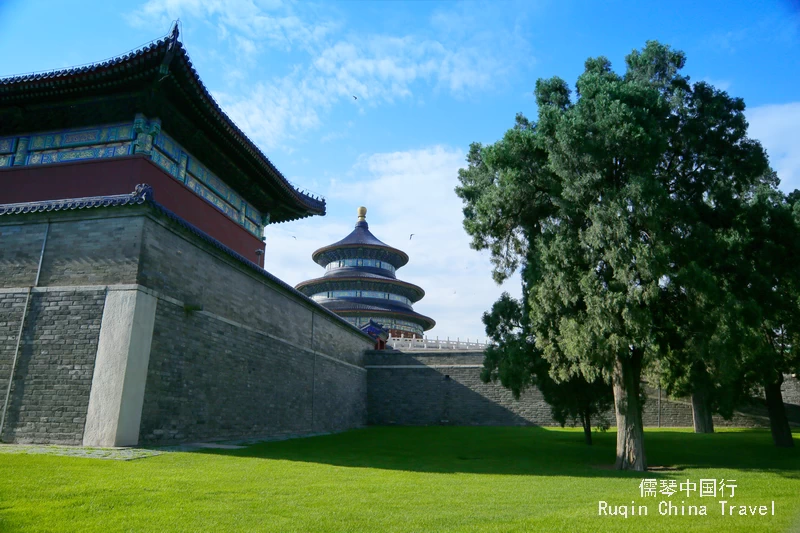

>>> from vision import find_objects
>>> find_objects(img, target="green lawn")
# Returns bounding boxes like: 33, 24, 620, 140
1, 427, 799, 532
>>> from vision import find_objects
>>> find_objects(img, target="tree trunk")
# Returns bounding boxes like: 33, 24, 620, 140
690, 362, 715, 433
764, 375, 794, 448
690, 389, 715, 434
691, 392, 715, 433
582, 410, 593, 446
613, 349, 647, 471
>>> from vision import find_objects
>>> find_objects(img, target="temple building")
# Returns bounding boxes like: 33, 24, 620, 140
296, 207, 435, 338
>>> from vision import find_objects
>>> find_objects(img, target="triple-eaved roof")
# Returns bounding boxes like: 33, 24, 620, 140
312, 218, 410, 268
0, 26, 324, 224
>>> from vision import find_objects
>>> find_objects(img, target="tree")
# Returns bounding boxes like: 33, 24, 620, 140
456, 41, 772, 469
481, 292, 613, 445
646, 72, 772, 434
721, 185, 800, 447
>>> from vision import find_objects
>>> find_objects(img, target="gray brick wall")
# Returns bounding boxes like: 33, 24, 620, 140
312, 356, 366, 433
0, 290, 105, 444
0, 291, 27, 423
37, 217, 143, 287
0, 215, 143, 289
639, 391, 772, 428
8, 205, 792, 447
140, 300, 367, 445
367, 351, 550, 426
783, 375, 800, 406
135, 215, 371, 445
2, 209, 371, 446
0, 223, 47, 288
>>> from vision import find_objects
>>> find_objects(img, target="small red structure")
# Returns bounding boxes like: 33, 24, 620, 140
360, 320, 390, 350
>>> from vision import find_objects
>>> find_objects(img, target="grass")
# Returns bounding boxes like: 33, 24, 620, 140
1, 427, 799, 532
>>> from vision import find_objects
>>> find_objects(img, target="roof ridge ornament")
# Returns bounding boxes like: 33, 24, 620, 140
158, 21, 181, 78
168, 21, 180, 47
357, 206, 367, 222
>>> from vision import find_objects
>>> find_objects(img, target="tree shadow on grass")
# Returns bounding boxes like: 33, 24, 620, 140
182, 426, 800, 479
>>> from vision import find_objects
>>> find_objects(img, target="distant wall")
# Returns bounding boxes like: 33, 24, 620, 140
3, 201, 796, 447
0, 205, 373, 446
366, 352, 552, 426
366, 351, 800, 429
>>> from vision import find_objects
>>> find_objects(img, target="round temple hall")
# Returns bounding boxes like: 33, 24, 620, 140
295, 207, 435, 338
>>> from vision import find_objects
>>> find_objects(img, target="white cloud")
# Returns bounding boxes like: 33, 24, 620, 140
128, 0, 528, 150
319, 130, 349, 144
210, 32, 514, 150
706, 28, 751, 53
211, 73, 323, 150
127, 0, 530, 338
701, 77, 731, 91
234, 36, 258, 61
127, 0, 335, 53
747, 102, 800, 192
264, 146, 522, 341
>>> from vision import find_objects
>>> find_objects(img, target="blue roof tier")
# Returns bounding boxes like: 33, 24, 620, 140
325, 304, 436, 332
295, 275, 425, 303
311, 208, 409, 268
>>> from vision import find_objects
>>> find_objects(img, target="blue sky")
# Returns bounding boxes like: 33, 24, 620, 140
2, 0, 798, 340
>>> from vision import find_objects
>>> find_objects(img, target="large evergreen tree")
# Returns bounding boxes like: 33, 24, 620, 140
456, 41, 773, 470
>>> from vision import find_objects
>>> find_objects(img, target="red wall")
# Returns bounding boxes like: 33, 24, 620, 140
0, 156, 266, 266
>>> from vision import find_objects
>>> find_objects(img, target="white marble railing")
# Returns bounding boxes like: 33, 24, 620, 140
386, 336, 491, 351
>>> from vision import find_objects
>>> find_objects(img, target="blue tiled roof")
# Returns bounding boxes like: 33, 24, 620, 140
298, 210, 435, 333
330, 221, 390, 247
311, 220, 410, 268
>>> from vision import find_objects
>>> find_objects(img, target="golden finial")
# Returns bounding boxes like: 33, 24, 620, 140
357, 206, 367, 222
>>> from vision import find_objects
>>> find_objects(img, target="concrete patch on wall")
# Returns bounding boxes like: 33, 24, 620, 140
83, 289, 157, 447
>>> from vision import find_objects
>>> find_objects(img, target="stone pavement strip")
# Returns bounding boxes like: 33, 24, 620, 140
0, 431, 334, 460
0, 444, 161, 461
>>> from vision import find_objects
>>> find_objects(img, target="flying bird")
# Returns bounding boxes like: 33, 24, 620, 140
292, 236, 297, 240
353, 95, 358, 100
409, 234, 415, 240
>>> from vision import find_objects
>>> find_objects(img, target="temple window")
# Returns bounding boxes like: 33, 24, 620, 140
311, 290, 411, 305
325, 258, 396, 273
